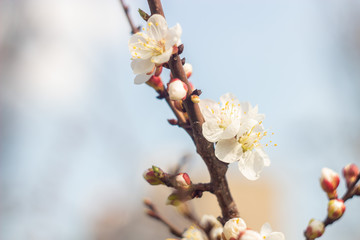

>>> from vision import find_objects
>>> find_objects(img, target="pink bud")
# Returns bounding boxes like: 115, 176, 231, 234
305, 219, 325, 239
327, 199, 346, 220
167, 78, 188, 100
143, 167, 165, 185
342, 164, 359, 188
146, 75, 164, 92
320, 168, 340, 198
174, 173, 191, 189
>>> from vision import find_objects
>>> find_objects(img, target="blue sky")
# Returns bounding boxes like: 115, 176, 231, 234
1, 0, 360, 239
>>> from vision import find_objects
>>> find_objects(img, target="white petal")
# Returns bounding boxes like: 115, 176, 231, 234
202, 120, 224, 142
147, 14, 168, 41
165, 23, 182, 49
266, 232, 285, 240
221, 118, 241, 139
199, 99, 220, 120
134, 73, 152, 85
131, 59, 155, 74
215, 138, 242, 163
240, 230, 261, 240
151, 47, 173, 64
220, 93, 238, 105
238, 150, 265, 180
128, 33, 147, 47
260, 223, 272, 237
256, 148, 270, 167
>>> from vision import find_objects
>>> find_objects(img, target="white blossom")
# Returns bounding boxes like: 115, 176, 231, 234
128, 14, 182, 84
239, 230, 262, 240
199, 93, 270, 180
199, 93, 242, 142
260, 223, 285, 240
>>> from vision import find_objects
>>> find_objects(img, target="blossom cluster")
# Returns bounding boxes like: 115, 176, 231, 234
199, 93, 270, 180
176, 216, 284, 240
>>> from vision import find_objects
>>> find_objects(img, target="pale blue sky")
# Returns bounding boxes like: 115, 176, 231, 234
1, 0, 360, 239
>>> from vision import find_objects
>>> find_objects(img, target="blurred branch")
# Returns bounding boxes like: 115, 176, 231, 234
144, 199, 183, 237
119, 0, 140, 34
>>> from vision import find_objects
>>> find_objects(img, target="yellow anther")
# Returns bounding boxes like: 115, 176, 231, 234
272, 133, 275, 135
270, 141, 272, 143
274, 144, 278, 146
155, 22, 159, 26
259, 121, 263, 125
266, 144, 268, 146
244, 112, 247, 114
142, 27, 145, 31
133, 46, 136, 49
211, 109, 214, 114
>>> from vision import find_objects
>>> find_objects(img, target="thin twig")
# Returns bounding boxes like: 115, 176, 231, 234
144, 199, 183, 237
119, 0, 140, 34
304, 173, 360, 240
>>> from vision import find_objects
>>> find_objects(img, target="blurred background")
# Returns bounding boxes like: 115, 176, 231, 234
1, 0, 360, 239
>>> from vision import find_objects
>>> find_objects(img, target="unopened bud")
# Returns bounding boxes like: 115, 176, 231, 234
328, 199, 345, 220
343, 163, 359, 188
183, 63, 193, 79
143, 168, 163, 185
146, 75, 164, 92
223, 218, 247, 240
174, 173, 191, 189
168, 79, 188, 100
320, 168, 340, 199
191, 95, 200, 103
305, 219, 325, 239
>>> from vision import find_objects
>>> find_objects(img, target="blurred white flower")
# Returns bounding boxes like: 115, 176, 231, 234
128, 14, 182, 84
239, 230, 262, 240
223, 217, 247, 240
260, 223, 285, 240
182, 226, 205, 240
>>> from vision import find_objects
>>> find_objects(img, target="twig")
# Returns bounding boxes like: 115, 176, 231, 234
119, 0, 140, 34
146, 0, 240, 223
144, 199, 183, 237
304, 173, 360, 240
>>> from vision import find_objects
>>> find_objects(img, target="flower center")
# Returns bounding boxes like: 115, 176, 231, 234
216, 100, 240, 129
238, 123, 265, 152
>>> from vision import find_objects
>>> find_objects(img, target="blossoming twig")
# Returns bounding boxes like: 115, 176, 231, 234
144, 199, 183, 237
304, 172, 360, 240
145, 0, 240, 222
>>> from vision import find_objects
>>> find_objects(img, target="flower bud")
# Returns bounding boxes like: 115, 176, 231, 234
342, 163, 359, 188
191, 95, 200, 103
223, 218, 247, 240
146, 75, 164, 92
174, 173, 191, 189
320, 168, 340, 199
143, 168, 163, 185
328, 199, 345, 220
183, 63, 193, 79
168, 79, 188, 100
173, 99, 185, 112
305, 219, 325, 239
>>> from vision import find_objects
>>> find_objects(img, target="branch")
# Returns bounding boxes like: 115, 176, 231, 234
146, 0, 239, 222
144, 199, 183, 237
119, 0, 140, 34
304, 173, 360, 240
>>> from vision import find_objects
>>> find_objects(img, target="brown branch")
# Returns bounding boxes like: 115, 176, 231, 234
119, 0, 140, 34
146, 0, 239, 222
304, 173, 360, 240
144, 199, 183, 237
